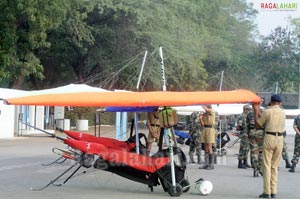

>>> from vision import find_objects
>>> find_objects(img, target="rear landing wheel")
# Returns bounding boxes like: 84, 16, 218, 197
167, 184, 182, 197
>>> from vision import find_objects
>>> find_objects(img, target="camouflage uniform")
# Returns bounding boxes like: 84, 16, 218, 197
282, 132, 292, 168
289, 115, 300, 172
282, 140, 289, 160
227, 115, 237, 130
213, 111, 220, 164
188, 112, 202, 164
237, 105, 251, 169
247, 110, 264, 177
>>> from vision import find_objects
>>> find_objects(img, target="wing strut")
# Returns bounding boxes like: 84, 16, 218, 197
159, 46, 179, 195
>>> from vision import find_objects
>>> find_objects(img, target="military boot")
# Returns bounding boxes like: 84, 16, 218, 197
253, 168, 259, 177
285, 159, 292, 168
206, 154, 214, 170
289, 166, 295, 173
243, 160, 251, 168
213, 153, 217, 164
189, 152, 196, 164
289, 162, 296, 173
199, 153, 209, 169
238, 160, 247, 169
197, 153, 203, 164
259, 168, 263, 176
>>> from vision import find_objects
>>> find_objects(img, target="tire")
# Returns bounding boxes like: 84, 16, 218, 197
180, 179, 190, 193
167, 184, 182, 197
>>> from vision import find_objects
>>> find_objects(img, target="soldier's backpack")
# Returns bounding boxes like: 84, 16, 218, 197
159, 107, 178, 128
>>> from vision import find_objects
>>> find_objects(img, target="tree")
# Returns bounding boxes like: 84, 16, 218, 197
35, 0, 96, 88
200, 0, 258, 90
38, 0, 212, 91
254, 27, 299, 93
1, 0, 259, 93
0, 0, 68, 88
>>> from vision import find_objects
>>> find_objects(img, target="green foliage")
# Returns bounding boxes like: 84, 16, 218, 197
2, 0, 298, 95
65, 107, 117, 126
65, 107, 96, 126
0, 0, 68, 88
254, 27, 300, 93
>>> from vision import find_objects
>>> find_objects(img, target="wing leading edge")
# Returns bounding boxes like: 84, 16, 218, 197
5, 89, 261, 107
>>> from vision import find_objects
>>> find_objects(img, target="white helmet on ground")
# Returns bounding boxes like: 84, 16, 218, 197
196, 180, 213, 195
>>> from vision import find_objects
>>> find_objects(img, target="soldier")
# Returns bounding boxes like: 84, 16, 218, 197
146, 109, 161, 156
237, 105, 251, 169
227, 115, 237, 130
188, 111, 203, 164
199, 105, 216, 170
289, 114, 300, 172
282, 131, 292, 168
247, 108, 264, 177
266, 103, 291, 169
213, 111, 220, 164
253, 94, 285, 199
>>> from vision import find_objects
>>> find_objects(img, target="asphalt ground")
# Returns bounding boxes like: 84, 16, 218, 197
0, 131, 299, 199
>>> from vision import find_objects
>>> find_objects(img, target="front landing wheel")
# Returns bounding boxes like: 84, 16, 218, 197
180, 179, 190, 193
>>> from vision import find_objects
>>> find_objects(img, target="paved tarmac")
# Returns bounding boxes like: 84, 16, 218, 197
0, 133, 299, 199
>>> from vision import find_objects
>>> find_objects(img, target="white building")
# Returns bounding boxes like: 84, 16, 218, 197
0, 88, 45, 138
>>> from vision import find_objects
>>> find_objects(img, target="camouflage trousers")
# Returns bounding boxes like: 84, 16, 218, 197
282, 139, 290, 161
291, 133, 300, 164
238, 133, 250, 161
189, 139, 201, 155
248, 129, 264, 171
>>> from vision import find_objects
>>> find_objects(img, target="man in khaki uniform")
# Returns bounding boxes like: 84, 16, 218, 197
146, 109, 161, 156
199, 105, 216, 170
253, 94, 285, 199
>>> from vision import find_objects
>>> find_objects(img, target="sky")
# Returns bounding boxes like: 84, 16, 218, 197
247, 0, 300, 36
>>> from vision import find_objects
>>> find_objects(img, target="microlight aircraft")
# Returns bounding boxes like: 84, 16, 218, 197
3, 88, 261, 196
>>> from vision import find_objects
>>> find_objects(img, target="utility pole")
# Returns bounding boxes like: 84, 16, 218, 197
219, 71, 224, 91
275, 82, 279, 94
136, 51, 148, 91
134, 50, 148, 154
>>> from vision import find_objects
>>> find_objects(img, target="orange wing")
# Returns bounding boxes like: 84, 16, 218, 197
5, 89, 260, 107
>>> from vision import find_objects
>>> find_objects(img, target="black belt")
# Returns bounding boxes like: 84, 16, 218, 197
266, 132, 283, 136
249, 127, 264, 130
204, 125, 213, 128
150, 124, 160, 127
